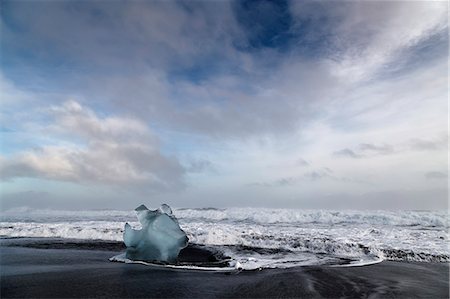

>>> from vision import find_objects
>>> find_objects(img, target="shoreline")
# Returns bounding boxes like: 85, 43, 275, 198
1, 238, 449, 298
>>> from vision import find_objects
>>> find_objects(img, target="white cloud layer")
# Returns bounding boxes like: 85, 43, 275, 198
1, 101, 185, 191
290, 1, 447, 81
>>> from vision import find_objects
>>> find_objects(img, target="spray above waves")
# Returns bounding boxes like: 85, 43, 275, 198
2, 207, 447, 227
174, 208, 448, 227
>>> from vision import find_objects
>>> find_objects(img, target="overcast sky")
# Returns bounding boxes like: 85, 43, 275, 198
0, 0, 448, 210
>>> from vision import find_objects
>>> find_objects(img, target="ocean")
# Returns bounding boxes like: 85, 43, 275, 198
1, 207, 448, 270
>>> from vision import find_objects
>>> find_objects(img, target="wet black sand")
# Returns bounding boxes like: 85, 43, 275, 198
1, 238, 448, 298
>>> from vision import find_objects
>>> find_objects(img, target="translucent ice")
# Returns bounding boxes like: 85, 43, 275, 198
124, 204, 188, 263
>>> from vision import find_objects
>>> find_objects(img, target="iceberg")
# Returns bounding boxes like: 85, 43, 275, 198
123, 204, 188, 263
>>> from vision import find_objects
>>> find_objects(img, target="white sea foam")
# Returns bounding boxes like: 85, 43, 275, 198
1, 207, 448, 269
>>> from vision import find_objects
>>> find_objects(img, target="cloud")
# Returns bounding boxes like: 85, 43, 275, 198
0, 101, 185, 191
275, 177, 298, 186
1, 0, 339, 140
290, 1, 448, 81
48, 100, 154, 142
250, 167, 353, 187
333, 148, 361, 159
409, 137, 447, 151
83, 59, 334, 139
4, 1, 445, 142
1, 1, 243, 74
296, 158, 310, 167
334, 143, 395, 159
359, 143, 394, 155
333, 134, 447, 160
187, 159, 214, 173
425, 171, 448, 179
303, 170, 332, 181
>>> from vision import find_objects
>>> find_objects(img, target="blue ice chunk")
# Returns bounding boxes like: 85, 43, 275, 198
124, 204, 188, 263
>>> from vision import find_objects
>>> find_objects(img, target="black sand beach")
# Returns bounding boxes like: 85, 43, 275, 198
1, 238, 448, 298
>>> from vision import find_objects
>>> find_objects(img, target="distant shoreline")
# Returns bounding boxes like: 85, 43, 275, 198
1, 238, 448, 298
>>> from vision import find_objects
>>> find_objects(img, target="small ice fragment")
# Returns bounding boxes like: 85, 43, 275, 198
124, 204, 188, 263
